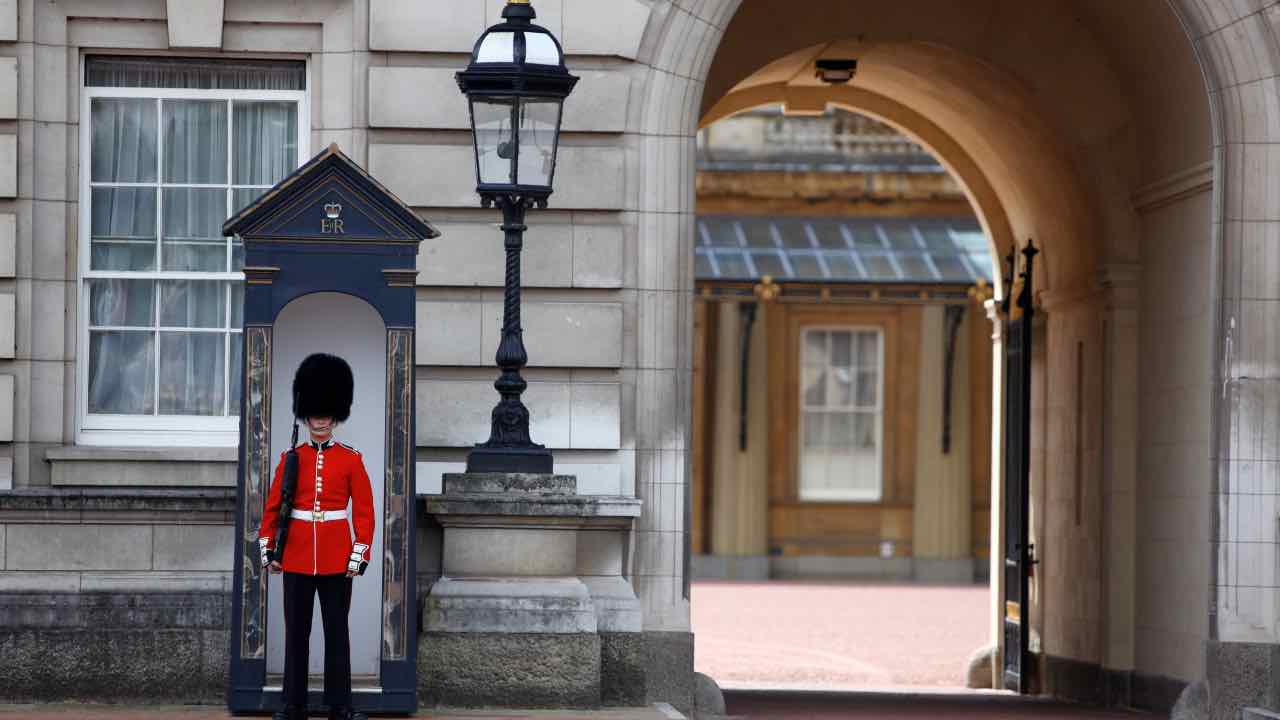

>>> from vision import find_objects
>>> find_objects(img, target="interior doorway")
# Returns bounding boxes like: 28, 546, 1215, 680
266, 292, 387, 684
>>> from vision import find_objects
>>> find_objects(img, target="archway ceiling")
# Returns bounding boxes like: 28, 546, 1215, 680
698, 0, 1212, 294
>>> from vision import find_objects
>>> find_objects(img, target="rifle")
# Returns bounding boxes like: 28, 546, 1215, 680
269, 420, 301, 564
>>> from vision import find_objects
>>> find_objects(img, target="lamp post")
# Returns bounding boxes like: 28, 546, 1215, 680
457, 0, 578, 474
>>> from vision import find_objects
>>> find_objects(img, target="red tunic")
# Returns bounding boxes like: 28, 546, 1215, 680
258, 439, 375, 576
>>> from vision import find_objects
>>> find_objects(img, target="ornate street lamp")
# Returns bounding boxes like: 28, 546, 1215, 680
457, 0, 578, 474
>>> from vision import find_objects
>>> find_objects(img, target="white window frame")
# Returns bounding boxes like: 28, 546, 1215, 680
797, 325, 886, 502
77, 57, 310, 447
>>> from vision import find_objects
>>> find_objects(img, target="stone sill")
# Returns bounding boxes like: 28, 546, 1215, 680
45, 446, 237, 463
0, 487, 236, 521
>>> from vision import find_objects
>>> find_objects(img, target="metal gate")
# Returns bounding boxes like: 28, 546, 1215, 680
1002, 241, 1037, 693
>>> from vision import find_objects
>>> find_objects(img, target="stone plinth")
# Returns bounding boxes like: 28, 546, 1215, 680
421, 473, 642, 708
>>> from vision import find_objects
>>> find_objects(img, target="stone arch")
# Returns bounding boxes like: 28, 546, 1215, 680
625, 0, 1280, 709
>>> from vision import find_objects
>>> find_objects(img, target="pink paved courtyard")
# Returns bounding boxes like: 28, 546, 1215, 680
691, 580, 991, 689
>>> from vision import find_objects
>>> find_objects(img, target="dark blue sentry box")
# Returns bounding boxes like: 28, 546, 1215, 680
222, 144, 438, 715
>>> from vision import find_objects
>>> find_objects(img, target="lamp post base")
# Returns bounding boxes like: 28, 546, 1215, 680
466, 445, 554, 474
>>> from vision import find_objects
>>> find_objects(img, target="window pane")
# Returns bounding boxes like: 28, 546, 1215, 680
740, 221, 776, 248
230, 283, 244, 328
810, 222, 848, 249
91, 98, 157, 183
231, 240, 245, 272
802, 366, 826, 407
232, 187, 265, 215
802, 411, 826, 449
751, 251, 786, 278
832, 366, 854, 406
471, 98, 517, 186
702, 219, 741, 247
788, 253, 823, 280
163, 100, 227, 184
229, 333, 243, 415
88, 331, 154, 414
89, 279, 154, 327
158, 332, 225, 415
91, 187, 157, 271
86, 56, 306, 90
830, 412, 854, 449
803, 330, 826, 367
233, 101, 298, 186
159, 280, 223, 328
830, 332, 852, 367
824, 253, 862, 280
162, 188, 226, 272
694, 251, 715, 279
862, 255, 897, 280
857, 369, 879, 407
516, 99, 560, 187
712, 251, 749, 279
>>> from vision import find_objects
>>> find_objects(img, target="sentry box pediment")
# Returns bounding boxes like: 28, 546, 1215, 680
224, 142, 438, 244
223, 144, 436, 715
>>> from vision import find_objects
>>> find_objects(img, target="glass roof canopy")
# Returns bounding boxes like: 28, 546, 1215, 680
695, 216, 994, 285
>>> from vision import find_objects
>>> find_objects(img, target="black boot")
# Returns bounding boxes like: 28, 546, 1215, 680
327, 706, 367, 720
273, 705, 306, 720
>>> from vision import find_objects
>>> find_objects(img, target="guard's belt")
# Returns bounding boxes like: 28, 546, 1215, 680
289, 508, 349, 522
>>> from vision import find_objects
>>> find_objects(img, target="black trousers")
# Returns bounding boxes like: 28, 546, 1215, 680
282, 572, 353, 707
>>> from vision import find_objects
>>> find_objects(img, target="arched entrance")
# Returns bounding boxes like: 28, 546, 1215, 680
628, 0, 1239, 713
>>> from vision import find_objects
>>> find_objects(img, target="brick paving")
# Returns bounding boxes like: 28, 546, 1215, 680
692, 580, 991, 688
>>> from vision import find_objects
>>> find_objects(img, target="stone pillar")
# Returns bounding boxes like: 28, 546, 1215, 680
421, 473, 641, 708
985, 298, 1006, 688
912, 305, 974, 582
1099, 264, 1139, 672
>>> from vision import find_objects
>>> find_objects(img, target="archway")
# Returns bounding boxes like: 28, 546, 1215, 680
630, 0, 1222, 711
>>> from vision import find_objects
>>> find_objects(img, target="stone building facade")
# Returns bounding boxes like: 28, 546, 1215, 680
0, 1, 1278, 718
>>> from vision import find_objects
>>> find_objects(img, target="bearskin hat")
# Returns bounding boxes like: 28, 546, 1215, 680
292, 353, 354, 422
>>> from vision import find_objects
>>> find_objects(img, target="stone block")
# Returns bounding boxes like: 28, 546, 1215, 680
571, 383, 621, 449
560, 463, 622, 495
369, 0, 484, 52
368, 66, 628, 134
368, 67, 468, 129
0, 0, 14, 42
600, 631, 646, 706
152, 525, 233, 571
563, 71, 631, 133
694, 672, 726, 717
562, 0, 650, 59
0, 375, 12, 443
418, 222, 588, 288
49, 457, 234, 487
573, 224, 624, 288
482, 301, 623, 368
581, 575, 641, 633
369, 143, 625, 210
1206, 640, 1280, 720
418, 379, 571, 448
0, 293, 14, 359
166, 0, 224, 48
0, 58, 16, 120
444, 527, 577, 577
5, 524, 152, 571
416, 301, 484, 366
418, 630, 600, 708
320, 51, 353, 130
0, 135, 15, 198
0, 213, 13, 278
443, 472, 577, 496
425, 576, 596, 634
644, 630, 695, 714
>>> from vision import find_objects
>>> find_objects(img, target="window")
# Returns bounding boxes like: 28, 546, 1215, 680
78, 56, 307, 446
798, 327, 885, 501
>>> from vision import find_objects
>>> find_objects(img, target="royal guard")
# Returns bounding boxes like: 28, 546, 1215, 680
258, 353, 375, 720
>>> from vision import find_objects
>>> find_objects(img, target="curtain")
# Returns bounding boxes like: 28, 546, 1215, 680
86, 68, 298, 419
85, 56, 305, 91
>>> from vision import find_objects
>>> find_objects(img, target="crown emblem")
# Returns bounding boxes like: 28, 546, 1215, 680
324, 203, 342, 219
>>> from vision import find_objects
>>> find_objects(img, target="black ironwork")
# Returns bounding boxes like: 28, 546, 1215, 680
268, 420, 301, 564
457, 1, 577, 473
738, 302, 758, 451
466, 196, 554, 473
941, 304, 965, 454
1002, 240, 1038, 693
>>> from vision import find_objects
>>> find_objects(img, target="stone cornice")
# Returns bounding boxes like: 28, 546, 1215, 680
1131, 162, 1213, 214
